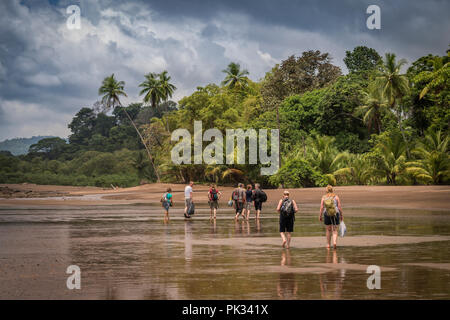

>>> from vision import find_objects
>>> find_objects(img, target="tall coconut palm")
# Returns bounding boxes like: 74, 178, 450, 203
374, 53, 411, 156
407, 130, 449, 184
99, 74, 161, 181
139, 73, 164, 109
221, 62, 250, 90
356, 86, 389, 134
159, 70, 177, 101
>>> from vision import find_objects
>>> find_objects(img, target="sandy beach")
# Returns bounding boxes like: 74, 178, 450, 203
0, 183, 449, 299
0, 183, 449, 210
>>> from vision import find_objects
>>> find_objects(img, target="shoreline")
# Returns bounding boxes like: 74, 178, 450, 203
0, 183, 449, 211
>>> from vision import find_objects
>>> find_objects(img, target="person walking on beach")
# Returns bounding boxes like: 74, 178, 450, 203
161, 187, 173, 222
276, 190, 298, 249
243, 184, 253, 220
319, 185, 344, 249
208, 184, 221, 220
253, 183, 266, 219
231, 183, 246, 221
184, 181, 194, 218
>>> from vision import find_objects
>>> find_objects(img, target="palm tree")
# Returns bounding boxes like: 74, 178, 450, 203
159, 70, 177, 101
139, 72, 164, 109
374, 53, 411, 156
406, 130, 449, 184
356, 86, 389, 134
222, 168, 245, 183
306, 135, 348, 185
333, 153, 373, 185
221, 62, 250, 90
371, 132, 407, 185
418, 51, 450, 99
99, 74, 161, 181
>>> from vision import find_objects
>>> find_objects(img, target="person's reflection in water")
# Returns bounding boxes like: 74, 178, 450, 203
242, 220, 250, 235
319, 249, 345, 299
184, 220, 193, 262
277, 250, 298, 299
256, 218, 262, 234
210, 218, 217, 235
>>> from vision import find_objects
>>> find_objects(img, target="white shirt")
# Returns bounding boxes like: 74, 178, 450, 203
185, 185, 193, 199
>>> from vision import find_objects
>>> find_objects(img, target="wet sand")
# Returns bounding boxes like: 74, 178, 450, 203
0, 184, 449, 299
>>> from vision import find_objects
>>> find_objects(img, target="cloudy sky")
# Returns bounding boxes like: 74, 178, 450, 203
0, 0, 448, 141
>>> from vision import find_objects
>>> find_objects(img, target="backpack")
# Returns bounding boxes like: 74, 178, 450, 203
259, 190, 267, 202
210, 189, 218, 201
232, 189, 244, 201
324, 196, 337, 217
280, 198, 294, 217
160, 192, 167, 203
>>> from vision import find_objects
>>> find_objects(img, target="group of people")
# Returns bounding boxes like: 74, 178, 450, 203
160, 182, 344, 249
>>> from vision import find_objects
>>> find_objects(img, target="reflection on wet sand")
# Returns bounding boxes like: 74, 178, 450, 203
319, 249, 346, 299
184, 220, 193, 262
277, 250, 298, 299
0, 206, 449, 299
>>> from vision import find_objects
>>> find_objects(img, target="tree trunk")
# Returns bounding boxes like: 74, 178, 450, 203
396, 104, 411, 158
276, 104, 284, 188
122, 108, 161, 182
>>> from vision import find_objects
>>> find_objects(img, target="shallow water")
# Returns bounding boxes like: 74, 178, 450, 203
0, 206, 449, 299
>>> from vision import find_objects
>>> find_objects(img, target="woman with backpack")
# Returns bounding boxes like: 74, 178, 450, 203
208, 184, 222, 220
319, 185, 344, 249
276, 190, 298, 249
161, 187, 173, 222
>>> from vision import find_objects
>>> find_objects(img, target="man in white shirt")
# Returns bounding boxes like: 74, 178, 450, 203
184, 181, 194, 218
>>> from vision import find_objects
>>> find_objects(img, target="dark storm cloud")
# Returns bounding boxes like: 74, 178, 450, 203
0, 0, 448, 140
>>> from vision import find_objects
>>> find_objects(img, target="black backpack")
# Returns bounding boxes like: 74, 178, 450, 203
280, 198, 294, 217
259, 190, 267, 202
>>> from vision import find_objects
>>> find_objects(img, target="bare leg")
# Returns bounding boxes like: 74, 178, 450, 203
246, 208, 251, 220
213, 208, 217, 219
164, 210, 169, 222
280, 232, 287, 248
332, 225, 338, 249
326, 226, 331, 248
286, 232, 291, 249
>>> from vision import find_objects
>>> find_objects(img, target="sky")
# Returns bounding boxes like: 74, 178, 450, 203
0, 0, 449, 141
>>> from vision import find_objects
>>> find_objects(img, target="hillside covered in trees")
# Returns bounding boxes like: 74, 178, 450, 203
0, 136, 56, 156
0, 46, 448, 188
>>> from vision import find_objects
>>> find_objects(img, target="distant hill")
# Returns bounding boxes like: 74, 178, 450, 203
0, 136, 56, 155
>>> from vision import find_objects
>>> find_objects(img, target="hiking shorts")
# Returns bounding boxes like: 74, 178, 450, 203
279, 214, 294, 233
245, 201, 252, 211
209, 200, 219, 209
235, 201, 244, 214
162, 201, 170, 211
324, 212, 340, 226
185, 198, 192, 208
254, 201, 262, 211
